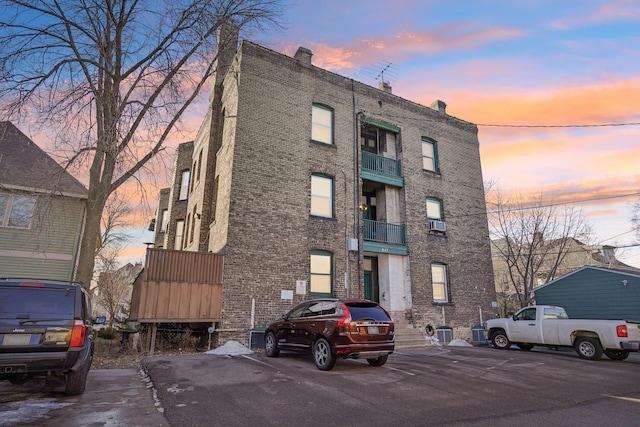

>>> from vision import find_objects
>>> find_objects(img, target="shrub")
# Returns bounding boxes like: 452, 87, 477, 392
99, 327, 117, 340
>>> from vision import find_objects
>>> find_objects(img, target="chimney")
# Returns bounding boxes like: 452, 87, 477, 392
214, 24, 239, 85
379, 81, 392, 93
430, 100, 447, 114
295, 47, 313, 66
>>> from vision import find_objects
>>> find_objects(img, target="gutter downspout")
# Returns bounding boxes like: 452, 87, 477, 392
352, 79, 364, 298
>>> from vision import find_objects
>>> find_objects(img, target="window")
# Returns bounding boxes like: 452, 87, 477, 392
515, 308, 537, 321
190, 205, 197, 243
174, 220, 185, 250
426, 198, 442, 220
311, 104, 333, 144
190, 160, 197, 192
311, 174, 333, 218
160, 209, 168, 232
0, 194, 36, 228
179, 170, 190, 200
196, 150, 203, 181
310, 251, 333, 295
431, 263, 448, 302
422, 138, 438, 172
212, 176, 219, 220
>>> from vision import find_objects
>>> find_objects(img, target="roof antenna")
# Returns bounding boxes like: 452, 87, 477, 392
375, 63, 393, 86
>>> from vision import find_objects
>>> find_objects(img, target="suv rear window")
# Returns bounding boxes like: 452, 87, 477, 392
344, 302, 391, 321
0, 287, 75, 319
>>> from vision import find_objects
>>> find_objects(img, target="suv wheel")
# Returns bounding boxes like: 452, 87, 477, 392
264, 331, 280, 357
367, 355, 388, 367
65, 356, 91, 396
313, 337, 336, 371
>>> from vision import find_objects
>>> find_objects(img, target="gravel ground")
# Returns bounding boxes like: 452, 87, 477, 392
91, 337, 199, 370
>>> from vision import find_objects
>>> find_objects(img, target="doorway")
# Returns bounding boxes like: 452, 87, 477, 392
363, 257, 379, 302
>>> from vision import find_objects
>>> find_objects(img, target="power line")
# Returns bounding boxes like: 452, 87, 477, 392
476, 122, 640, 128
485, 191, 640, 215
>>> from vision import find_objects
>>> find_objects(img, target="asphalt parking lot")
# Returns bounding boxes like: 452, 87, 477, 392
1, 346, 639, 426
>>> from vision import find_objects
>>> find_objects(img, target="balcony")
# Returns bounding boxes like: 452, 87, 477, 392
363, 219, 407, 256
361, 151, 403, 187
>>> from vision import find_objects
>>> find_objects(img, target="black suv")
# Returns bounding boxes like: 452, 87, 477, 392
0, 279, 94, 395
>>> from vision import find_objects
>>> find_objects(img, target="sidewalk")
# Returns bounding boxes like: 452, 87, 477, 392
0, 369, 168, 427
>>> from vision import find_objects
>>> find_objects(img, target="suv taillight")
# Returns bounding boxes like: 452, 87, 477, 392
336, 303, 352, 327
69, 320, 86, 347
616, 325, 628, 338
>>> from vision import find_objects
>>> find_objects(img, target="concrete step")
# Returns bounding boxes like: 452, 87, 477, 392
393, 323, 433, 349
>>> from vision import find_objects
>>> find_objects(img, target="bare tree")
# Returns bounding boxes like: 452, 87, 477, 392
98, 190, 133, 259
488, 189, 592, 310
631, 197, 640, 243
0, 0, 284, 288
95, 256, 141, 328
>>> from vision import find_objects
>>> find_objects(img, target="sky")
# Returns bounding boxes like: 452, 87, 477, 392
116, 0, 640, 267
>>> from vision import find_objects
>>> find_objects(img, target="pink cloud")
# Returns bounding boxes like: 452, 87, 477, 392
551, 0, 640, 30
282, 24, 525, 73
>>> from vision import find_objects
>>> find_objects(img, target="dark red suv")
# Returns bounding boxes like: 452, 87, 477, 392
264, 299, 395, 370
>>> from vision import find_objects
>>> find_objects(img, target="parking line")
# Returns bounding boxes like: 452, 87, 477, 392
603, 394, 640, 403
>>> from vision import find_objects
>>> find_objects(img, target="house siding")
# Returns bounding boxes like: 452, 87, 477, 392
0, 194, 85, 281
534, 267, 640, 320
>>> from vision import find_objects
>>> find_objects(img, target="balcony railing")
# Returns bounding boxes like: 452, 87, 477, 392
361, 151, 402, 178
363, 219, 406, 245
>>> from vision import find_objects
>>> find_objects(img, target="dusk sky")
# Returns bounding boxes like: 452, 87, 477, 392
120, 0, 640, 267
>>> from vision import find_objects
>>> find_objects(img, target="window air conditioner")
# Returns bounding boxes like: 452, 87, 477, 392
429, 220, 447, 232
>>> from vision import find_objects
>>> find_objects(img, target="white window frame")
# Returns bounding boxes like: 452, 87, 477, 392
160, 209, 169, 232
312, 104, 333, 145
426, 198, 442, 221
422, 138, 438, 172
179, 170, 190, 201
310, 251, 333, 295
431, 263, 448, 303
311, 174, 333, 218
174, 220, 185, 250
0, 194, 36, 229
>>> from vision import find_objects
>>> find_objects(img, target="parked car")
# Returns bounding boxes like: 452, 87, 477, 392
92, 315, 108, 331
264, 299, 395, 370
0, 279, 94, 395
485, 305, 640, 360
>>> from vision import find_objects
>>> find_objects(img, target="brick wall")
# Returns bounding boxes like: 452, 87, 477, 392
199, 41, 496, 343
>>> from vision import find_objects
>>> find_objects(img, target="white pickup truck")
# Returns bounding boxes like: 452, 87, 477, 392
485, 305, 640, 360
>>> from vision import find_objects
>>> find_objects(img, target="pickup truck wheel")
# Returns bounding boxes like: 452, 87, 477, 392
604, 349, 629, 361
491, 331, 511, 349
516, 343, 534, 351
574, 337, 603, 360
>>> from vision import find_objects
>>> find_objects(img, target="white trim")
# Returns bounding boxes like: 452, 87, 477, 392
0, 249, 73, 261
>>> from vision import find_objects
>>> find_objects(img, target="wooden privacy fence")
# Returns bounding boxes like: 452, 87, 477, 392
130, 249, 224, 323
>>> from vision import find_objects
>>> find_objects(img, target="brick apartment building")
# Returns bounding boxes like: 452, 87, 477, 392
152, 27, 496, 343
152, 141, 193, 249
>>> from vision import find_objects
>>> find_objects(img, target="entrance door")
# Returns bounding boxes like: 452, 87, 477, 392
363, 257, 378, 302
364, 270, 373, 301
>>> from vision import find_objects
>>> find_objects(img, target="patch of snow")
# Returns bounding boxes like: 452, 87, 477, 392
0, 398, 74, 425
205, 340, 253, 356
447, 339, 473, 347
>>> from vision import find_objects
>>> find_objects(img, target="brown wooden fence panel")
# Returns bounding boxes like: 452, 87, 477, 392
129, 250, 224, 323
